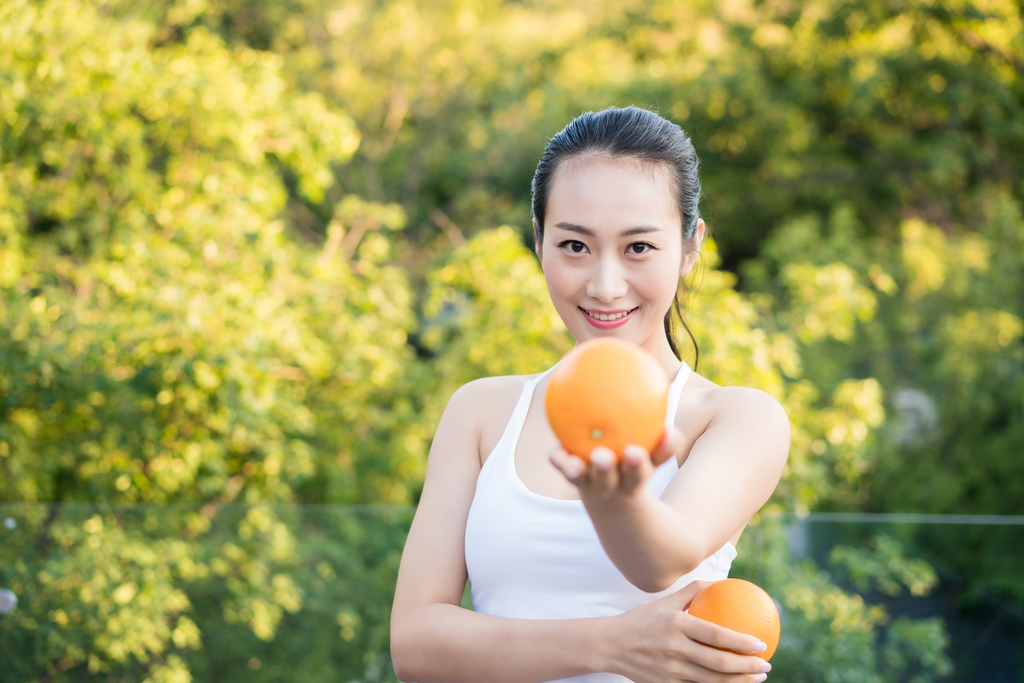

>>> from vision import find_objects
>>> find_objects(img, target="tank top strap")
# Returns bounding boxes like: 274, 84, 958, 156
665, 361, 691, 428
485, 364, 560, 471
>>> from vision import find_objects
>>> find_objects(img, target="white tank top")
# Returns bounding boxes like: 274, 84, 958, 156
464, 361, 737, 683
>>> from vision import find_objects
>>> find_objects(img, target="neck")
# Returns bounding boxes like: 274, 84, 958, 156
641, 330, 684, 378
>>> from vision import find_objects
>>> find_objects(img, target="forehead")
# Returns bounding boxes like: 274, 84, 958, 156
546, 155, 679, 231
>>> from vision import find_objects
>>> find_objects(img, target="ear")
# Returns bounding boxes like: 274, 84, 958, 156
679, 219, 706, 277
533, 219, 543, 260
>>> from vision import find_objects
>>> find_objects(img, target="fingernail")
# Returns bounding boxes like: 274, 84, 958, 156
563, 460, 582, 479
623, 445, 644, 463
590, 448, 613, 469
753, 674, 767, 683
760, 661, 772, 673
752, 639, 767, 653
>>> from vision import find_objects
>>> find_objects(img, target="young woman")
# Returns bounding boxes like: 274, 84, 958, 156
391, 106, 790, 683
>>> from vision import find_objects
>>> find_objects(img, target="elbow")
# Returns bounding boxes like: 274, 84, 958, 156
390, 649, 411, 683
635, 577, 675, 593
631, 560, 704, 593
391, 642, 420, 682
633, 569, 696, 594
626, 547, 707, 593
392, 660, 415, 683
390, 621, 420, 682
391, 602, 457, 682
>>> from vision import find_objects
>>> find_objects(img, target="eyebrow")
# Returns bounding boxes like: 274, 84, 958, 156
553, 222, 662, 237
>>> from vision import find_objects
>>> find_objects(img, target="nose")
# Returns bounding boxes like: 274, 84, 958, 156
585, 255, 629, 303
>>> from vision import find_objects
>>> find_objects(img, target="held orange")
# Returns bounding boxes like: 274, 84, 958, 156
544, 338, 669, 461
687, 579, 781, 661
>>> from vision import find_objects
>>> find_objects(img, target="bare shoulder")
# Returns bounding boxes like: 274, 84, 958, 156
681, 369, 784, 418
419, 374, 535, 503
710, 385, 789, 427
439, 373, 544, 467
676, 371, 790, 464
703, 384, 791, 465
448, 373, 531, 405
664, 379, 790, 554
443, 374, 532, 424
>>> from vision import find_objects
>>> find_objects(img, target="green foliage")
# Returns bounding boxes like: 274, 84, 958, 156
1, 509, 200, 682
751, 194, 1024, 607
181, 507, 409, 683
734, 523, 952, 683
831, 535, 939, 598
0, 506, 410, 682
0, 0, 422, 509
1, 0, 422, 678
421, 226, 572, 391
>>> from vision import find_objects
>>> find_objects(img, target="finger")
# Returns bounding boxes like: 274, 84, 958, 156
682, 613, 769, 657
620, 445, 654, 492
587, 446, 619, 493
650, 426, 685, 467
675, 653, 770, 683
677, 629, 772, 676
550, 449, 589, 486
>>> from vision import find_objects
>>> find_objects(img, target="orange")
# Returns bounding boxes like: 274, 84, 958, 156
687, 579, 781, 661
544, 338, 669, 461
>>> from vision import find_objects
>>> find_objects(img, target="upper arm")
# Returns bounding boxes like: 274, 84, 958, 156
661, 387, 790, 558
392, 381, 487, 622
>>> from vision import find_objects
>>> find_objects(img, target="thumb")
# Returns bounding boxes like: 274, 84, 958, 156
667, 580, 714, 611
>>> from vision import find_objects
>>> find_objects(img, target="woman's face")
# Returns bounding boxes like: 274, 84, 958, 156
537, 155, 700, 364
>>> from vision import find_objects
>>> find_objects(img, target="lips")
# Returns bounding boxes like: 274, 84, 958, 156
584, 308, 634, 321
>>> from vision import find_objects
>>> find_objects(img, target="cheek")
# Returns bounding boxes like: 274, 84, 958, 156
634, 261, 681, 304
544, 263, 579, 305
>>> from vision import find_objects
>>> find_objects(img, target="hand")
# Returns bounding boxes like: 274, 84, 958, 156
550, 426, 687, 500
605, 580, 771, 683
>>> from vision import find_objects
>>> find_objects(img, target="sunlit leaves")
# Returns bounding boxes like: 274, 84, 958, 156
0, 0, 420, 509
732, 521, 952, 683
0, 511, 201, 680
0, 0, 352, 256
0, 0, 422, 678
422, 226, 572, 400
782, 263, 877, 344
831, 535, 938, 598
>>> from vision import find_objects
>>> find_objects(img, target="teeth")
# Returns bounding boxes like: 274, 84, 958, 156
587, 309, 632, 321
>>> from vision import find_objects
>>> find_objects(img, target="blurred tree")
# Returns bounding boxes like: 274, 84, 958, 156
0, 0, 423, 678
136, 0, 1024, 270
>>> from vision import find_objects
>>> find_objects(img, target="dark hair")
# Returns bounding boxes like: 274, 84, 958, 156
530, 105, 703, 367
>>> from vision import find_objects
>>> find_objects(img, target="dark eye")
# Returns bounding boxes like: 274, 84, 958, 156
628, 242, 653, 254
559, 240, 587, 253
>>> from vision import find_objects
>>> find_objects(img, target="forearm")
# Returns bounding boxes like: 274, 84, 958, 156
391, 604, 615, 683
584, 488, 706, 593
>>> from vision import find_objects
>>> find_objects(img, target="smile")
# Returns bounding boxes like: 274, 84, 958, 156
581, 307, 638, 328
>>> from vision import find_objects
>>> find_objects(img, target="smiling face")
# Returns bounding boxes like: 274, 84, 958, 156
537, 154, 702, 368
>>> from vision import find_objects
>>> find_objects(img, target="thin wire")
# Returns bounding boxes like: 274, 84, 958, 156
1, 504, 1021, 525
773, 512, 1024, 526
0, 502, 416, 514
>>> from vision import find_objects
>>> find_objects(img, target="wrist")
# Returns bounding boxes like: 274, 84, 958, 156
582, 484, 655, 517
585, 615, 621, 677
